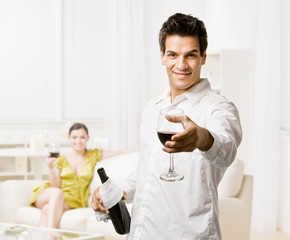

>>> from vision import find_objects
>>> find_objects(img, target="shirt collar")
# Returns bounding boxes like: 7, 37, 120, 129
154, 78, 211, 106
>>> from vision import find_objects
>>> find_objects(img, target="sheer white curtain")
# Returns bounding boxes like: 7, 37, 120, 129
250, 0, 281, 232
107, 0, 146, 150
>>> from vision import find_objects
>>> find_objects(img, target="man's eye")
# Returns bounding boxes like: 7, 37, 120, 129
187, 54, 196, 58
168, 53, 176, 58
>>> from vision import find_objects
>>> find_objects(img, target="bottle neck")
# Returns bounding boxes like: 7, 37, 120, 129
97, 167, 109, 184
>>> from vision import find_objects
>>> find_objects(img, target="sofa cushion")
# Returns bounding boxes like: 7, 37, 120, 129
17, 206, 40, 226
17, 206, 92, 232
218, 159, 245, 197
1, 180, 44, 223
60, 207, 93, 231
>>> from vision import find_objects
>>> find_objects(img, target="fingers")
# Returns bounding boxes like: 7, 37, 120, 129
172, 127, 195, 141
163, 117, 198, 153
165, 115, 185, 125
166, 137, 196, 149
122, 191, 127, 200
47, 156, 56, 162
163, 142, 196, 153
162, 115, 213, 152
91, 188, 127, 214
91, 187, 109, 214
46, 156, 56, 168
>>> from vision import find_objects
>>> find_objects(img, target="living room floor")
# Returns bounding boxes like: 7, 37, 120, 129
251, 230, 290, 240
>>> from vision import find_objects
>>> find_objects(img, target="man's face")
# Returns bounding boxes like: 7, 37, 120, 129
160, 35, 206, 99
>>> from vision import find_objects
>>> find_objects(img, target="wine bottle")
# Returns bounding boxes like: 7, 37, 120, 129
97, 167, 131, 235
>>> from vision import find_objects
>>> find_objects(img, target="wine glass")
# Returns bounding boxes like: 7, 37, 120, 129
48, 143, 60, 158
157, 108, 185, 182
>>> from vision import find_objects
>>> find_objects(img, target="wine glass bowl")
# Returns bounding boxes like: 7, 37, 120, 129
157, 108, 185, 182
48, 143, 60, 158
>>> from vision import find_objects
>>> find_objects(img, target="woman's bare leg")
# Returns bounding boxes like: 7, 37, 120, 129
35, 187, 70, 228
39, 204, 49, 227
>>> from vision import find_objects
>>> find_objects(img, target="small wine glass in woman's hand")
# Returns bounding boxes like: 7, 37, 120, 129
48, 143, 60, 158
157, 108, 185, 182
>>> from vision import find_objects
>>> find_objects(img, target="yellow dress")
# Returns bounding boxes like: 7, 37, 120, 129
30, 149, 102, 209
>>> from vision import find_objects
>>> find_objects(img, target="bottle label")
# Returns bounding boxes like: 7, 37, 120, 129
99, 178, 123, 209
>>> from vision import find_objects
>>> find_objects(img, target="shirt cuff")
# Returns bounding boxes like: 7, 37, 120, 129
199, 131, 226, 165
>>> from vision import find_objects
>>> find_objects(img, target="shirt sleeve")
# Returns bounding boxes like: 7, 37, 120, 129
201, 100, 242, 168
93, 148, 103, 163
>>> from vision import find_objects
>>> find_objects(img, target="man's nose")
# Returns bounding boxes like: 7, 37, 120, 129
176, 56, 188, 69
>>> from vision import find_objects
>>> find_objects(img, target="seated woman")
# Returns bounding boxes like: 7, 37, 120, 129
30, 122, 129, 228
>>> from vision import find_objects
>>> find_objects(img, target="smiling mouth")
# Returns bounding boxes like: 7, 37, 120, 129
173, 71, 191, 77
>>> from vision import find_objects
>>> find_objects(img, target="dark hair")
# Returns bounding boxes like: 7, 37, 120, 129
159, 13, 208, 56
69, 123, 89, 136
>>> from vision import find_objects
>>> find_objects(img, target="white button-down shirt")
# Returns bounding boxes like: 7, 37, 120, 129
124, 79, 242, 240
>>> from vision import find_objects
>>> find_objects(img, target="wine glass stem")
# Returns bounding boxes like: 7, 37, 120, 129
169, 153, 175, 173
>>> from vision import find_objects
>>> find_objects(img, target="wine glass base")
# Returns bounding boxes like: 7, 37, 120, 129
160, 172, 184, 182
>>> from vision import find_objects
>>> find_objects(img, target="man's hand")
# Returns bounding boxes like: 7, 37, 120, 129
91, 187, 128, 214
91, 187, 109, 214
163, 115, 214, 153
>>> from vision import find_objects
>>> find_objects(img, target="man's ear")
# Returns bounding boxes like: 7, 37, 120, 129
160, 50, 165, 65
202, 51, 207, 65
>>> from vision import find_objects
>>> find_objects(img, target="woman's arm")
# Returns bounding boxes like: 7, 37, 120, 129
102, 148, 139, 159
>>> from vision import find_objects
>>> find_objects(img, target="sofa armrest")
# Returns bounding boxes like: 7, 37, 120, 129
1, 180, 44, 223
236, 174, 253, 201
219, 175, 253, 240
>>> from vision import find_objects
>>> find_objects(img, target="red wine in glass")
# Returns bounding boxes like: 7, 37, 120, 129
157, 131, 178, 146
48, 143, 60, 158
157, 108, 185, 182
49, 152, 60, 158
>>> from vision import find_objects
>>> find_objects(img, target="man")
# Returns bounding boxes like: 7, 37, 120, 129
92, 13, 242, 239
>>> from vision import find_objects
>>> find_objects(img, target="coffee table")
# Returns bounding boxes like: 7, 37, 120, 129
0, 223, 104, 240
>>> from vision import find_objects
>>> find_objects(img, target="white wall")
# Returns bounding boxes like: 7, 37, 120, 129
0, 0, 255, 121
220, 49, 252, 171
0, 0, 59, 121
278, 0, 290, 233
280, 0, 290, 131
205, 0, 255, 51
62, 0, 111, 120
0, 0, 112, 122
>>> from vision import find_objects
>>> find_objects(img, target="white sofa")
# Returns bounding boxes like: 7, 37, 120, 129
0, 152, 253, 240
